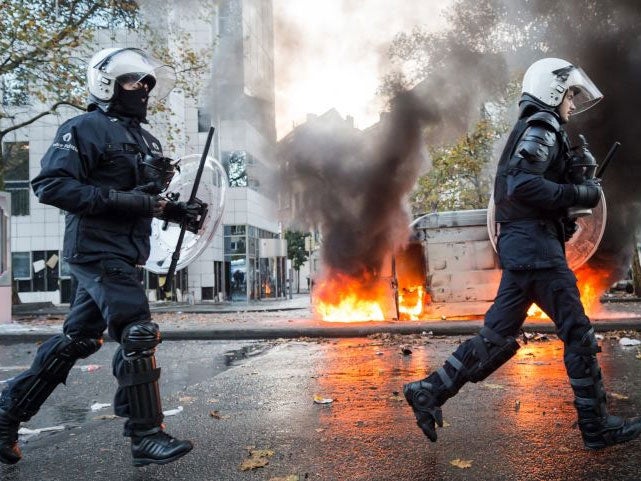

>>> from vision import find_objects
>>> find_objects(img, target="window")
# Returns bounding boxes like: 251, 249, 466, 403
222, 151, 249, 187
11, 252, 31, 280
197, 108, 212, 133
3, 141, 30, 216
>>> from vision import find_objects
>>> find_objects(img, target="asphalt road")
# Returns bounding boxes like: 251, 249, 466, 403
1, 333, 641, 481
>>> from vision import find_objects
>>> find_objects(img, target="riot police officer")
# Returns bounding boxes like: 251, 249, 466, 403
404, 58, 641, 449
0, 48, 201, 466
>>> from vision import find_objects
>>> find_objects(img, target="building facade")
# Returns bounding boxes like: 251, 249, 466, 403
1, 0, 283, 305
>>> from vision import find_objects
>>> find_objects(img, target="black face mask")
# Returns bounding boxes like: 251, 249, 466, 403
111, 87, 149, 120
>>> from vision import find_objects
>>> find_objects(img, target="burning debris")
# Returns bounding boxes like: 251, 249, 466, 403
277, 0, 641, 322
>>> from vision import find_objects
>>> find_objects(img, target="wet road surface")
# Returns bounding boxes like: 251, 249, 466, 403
1, 333, 641, 480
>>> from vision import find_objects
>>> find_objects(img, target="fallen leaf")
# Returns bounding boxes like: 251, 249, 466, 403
209, 410, 222, 419
240, 457, 269, 471
442, 421, 451, 427
389, 393, 404, 402
313, 394, 333, 404
609, 392, 629, 400
239, 448, 275, 471
315, 428, 325, 433
482, 383, 505, 390
269, 476, 299, 481
450, 458, 473, 469
635, 351, 641, 360
93, 414, 118, 420
179, 396, 194, 403
515, 400, 521, 412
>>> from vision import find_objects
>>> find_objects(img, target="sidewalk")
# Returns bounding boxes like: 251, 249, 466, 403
2, 293, 641, 343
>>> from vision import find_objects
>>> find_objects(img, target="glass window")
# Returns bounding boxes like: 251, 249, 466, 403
197, 108, 211, 133
222, 151, 248, 187
3, 141, 30, 216
11, 252, 31, 279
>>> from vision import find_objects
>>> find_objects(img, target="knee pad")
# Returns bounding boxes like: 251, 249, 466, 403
8, 334, 102, 420
121, 321, 161, 360
56, 334, 104, 360
118, 322, 163, 430
566, 326, 600, 355
464, 327, 520, 383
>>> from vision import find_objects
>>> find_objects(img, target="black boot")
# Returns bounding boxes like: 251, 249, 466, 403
576, 405, 641, 450
0, 408, 21, 465
403, 378, 444, 441
131, 427, 193, 466
404, 327, 519, 442
566, 327, 641, 449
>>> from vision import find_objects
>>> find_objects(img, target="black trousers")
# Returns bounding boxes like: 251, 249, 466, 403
480, 264, 592, 377
0, 258, 153, 424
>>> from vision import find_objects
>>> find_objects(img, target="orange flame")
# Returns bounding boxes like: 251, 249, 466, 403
313, 271, 389, 322
527, 265, 611, 319
398, 285, 428, 320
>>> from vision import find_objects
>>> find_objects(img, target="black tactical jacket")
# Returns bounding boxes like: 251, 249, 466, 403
493, 105, 578, 270
31, 109, 163, 265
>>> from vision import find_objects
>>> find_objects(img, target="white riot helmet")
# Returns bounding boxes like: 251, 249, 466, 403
521, 58, 603, 115
87, 48, 176, 105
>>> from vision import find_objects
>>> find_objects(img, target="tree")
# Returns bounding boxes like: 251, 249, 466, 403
284, 230, 309, 293
410, 119, 497, 214
0, 0, 212, 188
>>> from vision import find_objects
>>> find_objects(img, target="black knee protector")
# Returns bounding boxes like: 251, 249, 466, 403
121, 321, 161, 360
11, 334, 102, 420
118, 321, 163, 430
564, 326, 601, 379
463, 327, 520, 383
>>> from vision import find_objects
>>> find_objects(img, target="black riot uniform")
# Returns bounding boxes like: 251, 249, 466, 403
0, 48, 195, 467
404, 59, 641, 450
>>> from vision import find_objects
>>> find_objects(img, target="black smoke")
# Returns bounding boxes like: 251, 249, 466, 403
515, 0, 641, 280
277, 95, 438, 278
277, 0, 641, 283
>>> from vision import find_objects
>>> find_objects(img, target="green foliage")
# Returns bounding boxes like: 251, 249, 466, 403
284, 230, 309, 271
410, 119, 496, 213
0, 0, 214, 187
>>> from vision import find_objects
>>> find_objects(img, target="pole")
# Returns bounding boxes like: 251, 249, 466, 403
162, 126, 215, 299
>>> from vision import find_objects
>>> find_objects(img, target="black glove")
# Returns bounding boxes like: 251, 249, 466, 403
139, 155, 176, 195
107, 189, 160, 217
562, 217, 578, 242
159, 199, 206, 233
573, 180, 602, 208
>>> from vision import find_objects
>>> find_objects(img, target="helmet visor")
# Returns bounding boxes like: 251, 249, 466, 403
566, 67, 603, 115
96, 48, 176, 102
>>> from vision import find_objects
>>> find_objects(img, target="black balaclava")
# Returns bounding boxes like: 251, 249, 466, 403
110, 83, 150, 121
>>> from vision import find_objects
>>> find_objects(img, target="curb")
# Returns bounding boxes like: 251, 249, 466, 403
1, 317, 640, 344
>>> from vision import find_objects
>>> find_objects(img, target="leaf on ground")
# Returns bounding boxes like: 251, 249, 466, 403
179, 396, 194, 403
209, 410, 222, 419
269, 476, 299, 481
609, 392, 629, 400
635, 350, 641, 360
450, 458, 473, 469
239, 448, 275, 471
389, 393, 405, 402
482, 383, 505, 390
93, 414, 118, 420
313, 394, 333, 404
240, 457, 269, 471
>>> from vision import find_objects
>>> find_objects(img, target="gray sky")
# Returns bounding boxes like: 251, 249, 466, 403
273, 0, 452, 138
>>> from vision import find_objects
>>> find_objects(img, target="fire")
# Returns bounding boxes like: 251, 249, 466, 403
527, 266, 611, 319
398, 285, 428, 320
313, 271, 389, 322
